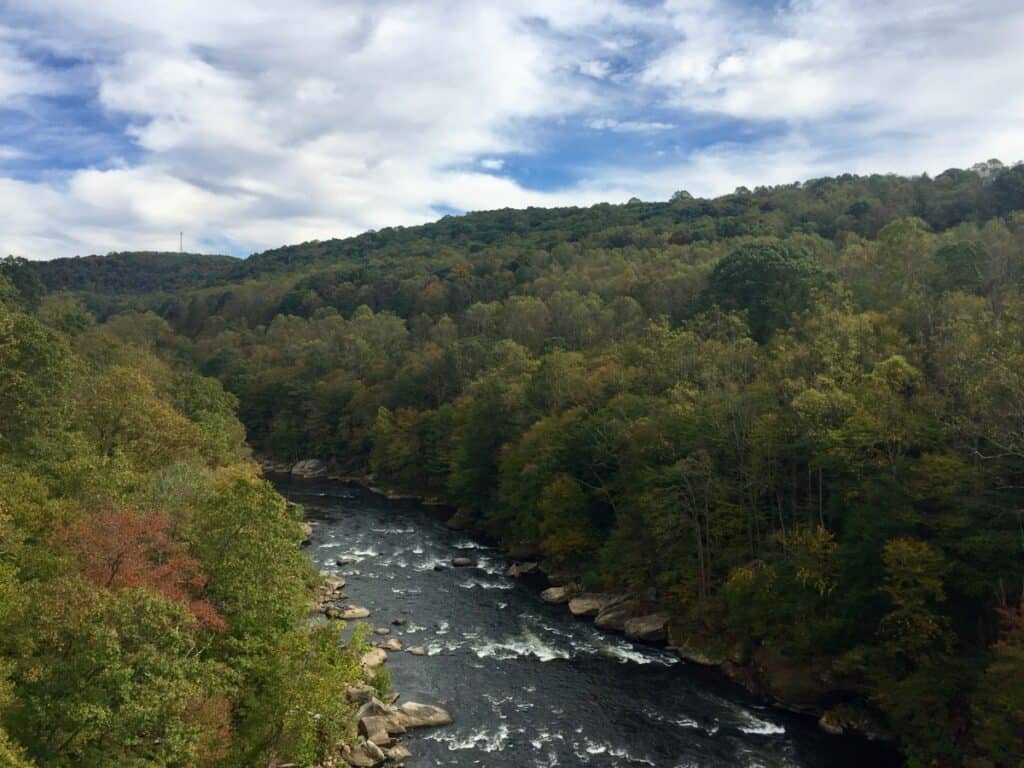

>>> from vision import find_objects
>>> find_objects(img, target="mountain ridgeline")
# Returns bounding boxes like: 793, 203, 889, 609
24, 162, 1024, 766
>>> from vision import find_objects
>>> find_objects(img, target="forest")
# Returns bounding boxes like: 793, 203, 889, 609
0, 257, 385, 767
17, 160, 1024, 766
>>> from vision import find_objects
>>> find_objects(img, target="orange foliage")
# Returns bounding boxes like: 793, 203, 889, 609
56, 509, 226, 632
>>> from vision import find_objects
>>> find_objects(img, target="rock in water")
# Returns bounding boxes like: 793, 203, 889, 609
360, 648, 388, 669
339, 605, 371, 619
374, 626, 390, 635
323, 574, 346, 591
341, 738, 385, 767
594, 598, 645, 631
540, 585, 574, 604
381, 638, 403, 652
397, 702, 453, 728
451, 556, 475, 567
359, 715, 393, 746
407, 646, 428, 656
290, 458, 326, 478
385, 745, 412, 761
507, 561, 540, 577
299, 522, 313, 545
568, 593, 622, 617
624, 613, 669, 643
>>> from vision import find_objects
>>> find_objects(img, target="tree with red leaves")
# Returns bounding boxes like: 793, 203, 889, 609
56, 508, 226, 632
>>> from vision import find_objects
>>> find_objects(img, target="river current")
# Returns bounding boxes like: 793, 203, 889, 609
279, 477, 900, 768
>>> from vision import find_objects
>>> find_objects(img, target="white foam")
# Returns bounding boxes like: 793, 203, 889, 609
735, 712, 785, 736
458, 578, 514, 591
578, 739, 656, 765
474, 631, 571, 662
426, 725, 511, 752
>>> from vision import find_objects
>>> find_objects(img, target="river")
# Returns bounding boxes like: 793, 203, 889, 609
279, 477, 901, 768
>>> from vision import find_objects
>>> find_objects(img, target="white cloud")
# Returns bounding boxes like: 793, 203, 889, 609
0, 1, 1023, 259
588, 118, 674, 133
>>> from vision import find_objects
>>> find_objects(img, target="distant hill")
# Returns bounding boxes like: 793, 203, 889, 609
31, 251, 241, 294
31, 161, 1024, 299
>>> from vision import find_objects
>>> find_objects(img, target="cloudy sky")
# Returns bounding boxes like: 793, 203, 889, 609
1, 0, 1022, 259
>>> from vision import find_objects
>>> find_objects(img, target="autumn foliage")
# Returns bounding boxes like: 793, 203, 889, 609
56, 509, 226, 632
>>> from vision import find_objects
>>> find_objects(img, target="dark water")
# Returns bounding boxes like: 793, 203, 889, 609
280, 478, 900, 768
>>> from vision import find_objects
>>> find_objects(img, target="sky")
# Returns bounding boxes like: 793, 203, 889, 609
1, 1, 1023, 260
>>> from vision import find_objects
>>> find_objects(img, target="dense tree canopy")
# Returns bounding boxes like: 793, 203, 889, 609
17, 161, 1024, 766
0, 281, 373, 767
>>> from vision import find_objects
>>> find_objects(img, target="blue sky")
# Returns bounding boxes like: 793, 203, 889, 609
1, 0, 1023, 259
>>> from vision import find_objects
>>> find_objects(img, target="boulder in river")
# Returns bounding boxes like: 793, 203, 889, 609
337, 605, 370, 619
624, 613, 669, 643
397, 701, 453, 728
451, 556, 475, 567
323, 574, 346, 592
291, 458, 327, 478
432, 563, 447, 572
360, 648, 388, 669
594, 598, 646, 632
359, 715, 393, 747
407, 646, 428, 656
392, 617, 407, 626
568, 593, 622, 617
540, 586, 574, 605
374, 626, 390, 635
381, 638, 403, 652
341, 739, 385, 767
299, 522, 313, 546
507, 561, 540, 578
385, 745, 412, 761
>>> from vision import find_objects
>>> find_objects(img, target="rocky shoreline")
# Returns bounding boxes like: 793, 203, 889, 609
276, 457, 893, 753
304, 557, 452, 767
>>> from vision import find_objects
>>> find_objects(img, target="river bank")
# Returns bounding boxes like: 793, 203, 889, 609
269, 458, 902, 766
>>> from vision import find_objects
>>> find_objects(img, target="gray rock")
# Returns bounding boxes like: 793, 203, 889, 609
624, 613, 670, 643
819, 712, 844, 735
594, 598, 645, 631
392, 617, 407, 626
356, 697, 392, 720
323, 574, 346, 591
359, 715, 392, 746
540, 586, 574, 604
407, 646, 428, 656
451, 556, 475, 567
291, 458, 327, 478
381, 638, 403, 652
374, 627, 391, 635
397, 702, 453, 728
339, 605, 371, 620
343, 738, 386, 767
568, 593, 622, 617
507, 561, 540, 578
360, 648, 388, 669
385, 745, 412, 761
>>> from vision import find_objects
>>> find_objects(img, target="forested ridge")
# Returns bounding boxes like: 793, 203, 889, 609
0, 258, 387, 767
20, 161, 1024, 766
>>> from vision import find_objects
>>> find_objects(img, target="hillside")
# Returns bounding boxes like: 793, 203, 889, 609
26, 162, 1024, 767
32, 251, 241, 294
